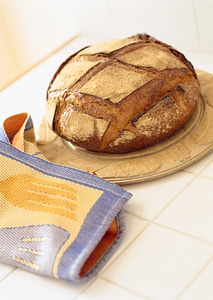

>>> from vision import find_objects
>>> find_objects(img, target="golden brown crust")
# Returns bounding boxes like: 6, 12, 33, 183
46, 34, 200, 153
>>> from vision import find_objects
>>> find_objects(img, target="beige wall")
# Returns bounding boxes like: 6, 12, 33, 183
0, 3, 21, 89
0, 0, 79, 90
0, 0, 213, 90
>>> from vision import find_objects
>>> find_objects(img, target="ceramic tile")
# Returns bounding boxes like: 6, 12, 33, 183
109, 0, 199, 52
73, 0, 114, 40
0, 35, 100, 124
2, 2, 79, 65
194, 0, 213, 53
76, 278, 146, 300
156, 176, 213, 243
0, 263, 14, 282
200, 159, 213, 180
184, 151, 213, 175
124, 171, 194, 220
1, 33, 213, 300
0, 268, 90, 300
0, 85, 46, 124
100, 213, 148, 273
180, 259, 213, 300
0, 215, 146, 299
102, 224, 213, 300
187, 52, 213, 74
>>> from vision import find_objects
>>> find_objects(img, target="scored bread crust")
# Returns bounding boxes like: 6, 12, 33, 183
46, 34, 200, 153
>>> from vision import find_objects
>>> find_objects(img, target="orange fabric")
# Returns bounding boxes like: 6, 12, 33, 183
79, 218, 118, 276
2, 112, 120, 279
3, 113, 28, 151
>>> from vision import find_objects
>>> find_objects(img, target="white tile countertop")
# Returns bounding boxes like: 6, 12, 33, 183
0, 35, 213, 300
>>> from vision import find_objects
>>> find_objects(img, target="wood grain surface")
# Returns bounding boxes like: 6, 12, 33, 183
38, 70, 213, 185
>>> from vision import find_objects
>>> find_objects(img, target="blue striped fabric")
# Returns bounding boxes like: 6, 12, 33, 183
0, 113, 132, 283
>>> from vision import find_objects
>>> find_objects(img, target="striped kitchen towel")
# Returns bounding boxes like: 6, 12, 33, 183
0, 113, 132, 283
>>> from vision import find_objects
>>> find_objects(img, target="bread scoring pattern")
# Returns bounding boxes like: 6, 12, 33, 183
47, 34, 200, 153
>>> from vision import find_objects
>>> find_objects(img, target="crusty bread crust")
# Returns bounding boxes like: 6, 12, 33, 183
46, 34, 200, 153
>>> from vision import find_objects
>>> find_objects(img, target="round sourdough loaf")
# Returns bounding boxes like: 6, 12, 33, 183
46, 34, 200, 153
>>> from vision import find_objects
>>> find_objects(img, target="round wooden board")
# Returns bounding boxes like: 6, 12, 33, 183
38, 70, 213, 185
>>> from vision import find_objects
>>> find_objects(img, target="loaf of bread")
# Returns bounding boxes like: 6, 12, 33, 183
46, 34, 200, 153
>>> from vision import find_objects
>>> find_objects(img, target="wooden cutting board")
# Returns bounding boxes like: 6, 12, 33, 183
37, 70, 213, 185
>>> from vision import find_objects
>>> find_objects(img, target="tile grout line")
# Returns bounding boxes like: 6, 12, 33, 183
0, 267, 17, 284
183, 155, 213, 180
0, 34, 80, 93
126, 210, 213, 247
176, 255, 213, 300
100, 275, 153, 300
192, 0, 203, 52
71, 278, 97, 300
99, 213, 151, 276
124, 175, 213, 246
99, 211, 212, 298
150, 172, 197, 223
152, 221, 213, 247
198, 173, 213, 181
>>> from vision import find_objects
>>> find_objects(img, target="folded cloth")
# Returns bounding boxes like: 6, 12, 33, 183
0, 113, 132, 283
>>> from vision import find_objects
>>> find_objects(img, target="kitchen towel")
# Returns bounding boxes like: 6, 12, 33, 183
0, 112, 132, 283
